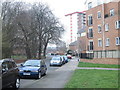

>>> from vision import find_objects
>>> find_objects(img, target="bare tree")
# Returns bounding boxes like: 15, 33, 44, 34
2, 1, 65, 59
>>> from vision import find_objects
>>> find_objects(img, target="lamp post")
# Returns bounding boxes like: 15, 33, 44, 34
77, 33, 80, 60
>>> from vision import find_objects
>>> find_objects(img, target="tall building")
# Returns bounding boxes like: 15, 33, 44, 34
85, 1, 120, 59
65, 12, 85, 44
65, 12, 86, 54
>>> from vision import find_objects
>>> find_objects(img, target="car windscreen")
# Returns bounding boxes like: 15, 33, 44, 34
52, 57, 60, 60
23, 60, 40, 67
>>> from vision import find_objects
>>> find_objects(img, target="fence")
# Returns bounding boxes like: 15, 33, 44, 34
94, 50, 120, 58
79, 53, 94, 59
79, 50, 120, 59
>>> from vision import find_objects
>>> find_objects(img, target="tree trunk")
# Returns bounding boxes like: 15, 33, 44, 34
43, 45, 47, 58
38, 41, 42, 59
43, 40, 48, 58
25, 43, 31, 59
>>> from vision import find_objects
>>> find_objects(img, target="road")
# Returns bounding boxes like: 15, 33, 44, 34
19, 57, 79, 88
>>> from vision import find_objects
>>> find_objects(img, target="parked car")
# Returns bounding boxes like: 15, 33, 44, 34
0, 59, 20, 89
19, 59, 47, 79
60, 56, 66, 64
67, 54, 72, 59
50, 56, 63, 66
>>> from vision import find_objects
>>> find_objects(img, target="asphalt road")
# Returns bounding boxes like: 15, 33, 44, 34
19, 57, 79, 88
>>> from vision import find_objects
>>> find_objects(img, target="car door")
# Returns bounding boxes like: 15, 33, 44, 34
60, 57, 62, 64
8, 61, 16, 84
2, 61, 11, 88
40, 61, 44, 75
9, 62, 18, 83
42, 61, 46, 73
40, 61, 46, 75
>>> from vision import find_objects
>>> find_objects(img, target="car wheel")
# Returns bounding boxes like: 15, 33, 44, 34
44, 70, 47, 75
38, 72, 41, 79
13, 78, 20, 89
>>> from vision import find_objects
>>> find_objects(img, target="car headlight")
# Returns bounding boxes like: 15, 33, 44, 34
50, 61, 53, 63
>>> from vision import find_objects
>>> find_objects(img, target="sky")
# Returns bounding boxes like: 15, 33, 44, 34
38, 0, 86, 44
17, 0, 86, 45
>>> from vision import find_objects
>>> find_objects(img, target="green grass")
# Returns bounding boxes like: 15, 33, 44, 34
65, 69, 119, 88
78, 62, 120, 68
11, 55, 27, 60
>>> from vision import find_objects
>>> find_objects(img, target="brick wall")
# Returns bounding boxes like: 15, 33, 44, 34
85, 1, 120, 59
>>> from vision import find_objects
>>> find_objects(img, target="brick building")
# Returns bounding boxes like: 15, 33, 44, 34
85, 1, 120, 58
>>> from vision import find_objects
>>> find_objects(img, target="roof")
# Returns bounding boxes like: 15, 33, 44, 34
65, 11, 86, 16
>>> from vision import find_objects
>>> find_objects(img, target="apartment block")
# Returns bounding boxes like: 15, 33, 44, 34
86, 1, 120, 58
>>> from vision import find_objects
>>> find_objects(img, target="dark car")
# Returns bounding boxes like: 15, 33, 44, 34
19, 59, 47, 79
63, 56, 69, 63
0, 59, 20, 89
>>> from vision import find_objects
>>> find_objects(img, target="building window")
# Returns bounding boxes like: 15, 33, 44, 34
110, 9, 114, 16
89, 41, 93, 51
88, 28, 93, 38
106, 38, 110, 46
88, 15, 93, 26
116, 37, 120, 45
98, 39, 102, 47
98, 25, 102, 33
97, 11, 101, 18
88, 2, 92, 9
115, 21, 120, 29
105, 23, 109, 31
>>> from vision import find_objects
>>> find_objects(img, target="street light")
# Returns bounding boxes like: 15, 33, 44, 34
77, 33, 80, 60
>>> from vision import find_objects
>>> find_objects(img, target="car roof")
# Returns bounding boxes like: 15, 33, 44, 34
26, 59, 41, 61
0, 59, 14, 62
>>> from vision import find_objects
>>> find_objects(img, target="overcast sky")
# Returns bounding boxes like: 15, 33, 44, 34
39, 0, 86, 43
19, 0, 86, 44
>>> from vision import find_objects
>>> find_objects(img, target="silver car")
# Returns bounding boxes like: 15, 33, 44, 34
50, 56, 63, 66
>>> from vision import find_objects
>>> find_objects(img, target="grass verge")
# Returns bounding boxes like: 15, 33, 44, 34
78, 62, 120, 68
65, 69, 119, 88
11, 55, 27, 60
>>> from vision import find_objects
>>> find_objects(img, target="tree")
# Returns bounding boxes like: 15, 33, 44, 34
2, 1, 65, 59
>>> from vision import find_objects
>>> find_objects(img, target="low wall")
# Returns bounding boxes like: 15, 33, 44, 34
80, 58, 120, 65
